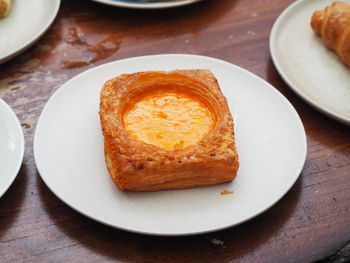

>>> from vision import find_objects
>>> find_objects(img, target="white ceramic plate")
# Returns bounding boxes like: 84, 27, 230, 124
34, 54, 307, 236
0, 99, 24, 198
90, 0, 202, 9
270, 0, 350, 126
0, 0, 60, 63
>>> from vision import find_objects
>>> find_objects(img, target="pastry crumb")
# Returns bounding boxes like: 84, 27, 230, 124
220, 190, 234, 195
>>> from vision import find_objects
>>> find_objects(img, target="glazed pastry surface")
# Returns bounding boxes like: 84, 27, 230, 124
123, 90, 215, 150
100, 69, 239, 191
311, 1, 350, 66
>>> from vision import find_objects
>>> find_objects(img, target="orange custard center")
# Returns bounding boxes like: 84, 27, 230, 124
123, 90, 214, 150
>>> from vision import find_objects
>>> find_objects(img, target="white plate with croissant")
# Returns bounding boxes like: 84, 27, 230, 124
34, 54, 307, 236
90, 0, 203, 9
270, 0, 350, 126
0, 0, 60, 64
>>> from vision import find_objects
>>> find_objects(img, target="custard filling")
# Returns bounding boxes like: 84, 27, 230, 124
123, 90, 215, 150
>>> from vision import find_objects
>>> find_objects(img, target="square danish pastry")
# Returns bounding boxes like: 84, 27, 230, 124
99, 69, 239, 191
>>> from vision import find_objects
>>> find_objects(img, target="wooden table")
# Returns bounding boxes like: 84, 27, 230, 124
0, 0, 349, 262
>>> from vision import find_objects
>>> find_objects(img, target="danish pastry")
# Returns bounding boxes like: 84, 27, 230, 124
100, 69, 239, 191
311, 1, 350, 66
0, 0, 12, 18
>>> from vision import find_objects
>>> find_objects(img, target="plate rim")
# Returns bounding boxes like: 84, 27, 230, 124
0, 98, 24, 198
269, 0, 350, 126
0, 0, 61, 64
34, 54, 307, 236
89, 0, 202, 9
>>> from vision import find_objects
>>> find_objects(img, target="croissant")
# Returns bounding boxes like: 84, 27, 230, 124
0, 0, 12, 18
311, 1, 350, 66
99, 70, 239, 191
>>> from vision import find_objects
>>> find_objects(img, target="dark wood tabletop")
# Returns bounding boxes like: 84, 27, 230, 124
0, 0, 349, 262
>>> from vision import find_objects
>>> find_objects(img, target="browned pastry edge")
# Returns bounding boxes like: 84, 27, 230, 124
100, 70, 239, 191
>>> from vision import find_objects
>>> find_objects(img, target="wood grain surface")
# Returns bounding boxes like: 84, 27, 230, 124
0, 0, 349, 262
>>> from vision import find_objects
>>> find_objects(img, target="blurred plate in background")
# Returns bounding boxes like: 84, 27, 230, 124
90, 0, 203, 9
0, 0, 60, 64
0, 98, 24, 198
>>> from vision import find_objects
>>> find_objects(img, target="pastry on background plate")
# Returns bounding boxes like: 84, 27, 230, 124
100, 69, 239, 191
311, 1, 350, 66
0, 0, 12, 18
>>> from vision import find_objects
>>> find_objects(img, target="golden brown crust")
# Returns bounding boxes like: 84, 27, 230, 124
100, 69, 239, 191
311, 1, 350, 66
0, 0, 12, 18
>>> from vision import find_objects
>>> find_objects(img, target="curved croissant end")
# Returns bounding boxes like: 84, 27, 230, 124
311, 1, 350, 66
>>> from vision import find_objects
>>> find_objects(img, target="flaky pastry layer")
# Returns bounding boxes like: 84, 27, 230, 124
100, 69, 239, 191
